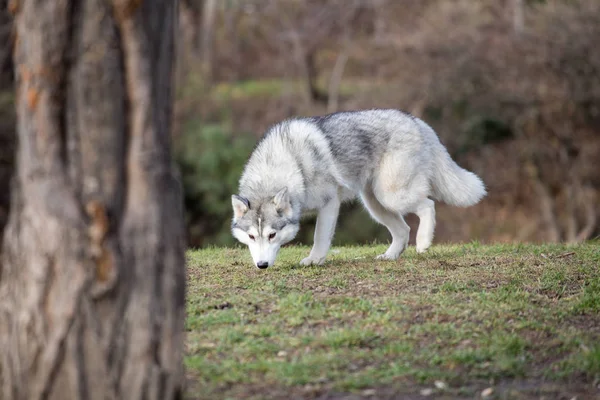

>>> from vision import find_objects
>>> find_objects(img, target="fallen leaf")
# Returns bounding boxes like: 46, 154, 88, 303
434, 380, 447, 390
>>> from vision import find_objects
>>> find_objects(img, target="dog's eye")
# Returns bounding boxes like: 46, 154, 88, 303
268, 232, 276, 240
248, 234, 255, 240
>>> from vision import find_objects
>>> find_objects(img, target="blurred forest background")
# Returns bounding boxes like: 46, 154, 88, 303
0, 0, 599, 248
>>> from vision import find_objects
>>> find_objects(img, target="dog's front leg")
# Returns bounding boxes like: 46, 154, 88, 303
300, 198, 340, 265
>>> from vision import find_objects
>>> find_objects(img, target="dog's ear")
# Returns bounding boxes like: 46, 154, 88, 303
232, 195, 250, 220
273, 187, 292, 216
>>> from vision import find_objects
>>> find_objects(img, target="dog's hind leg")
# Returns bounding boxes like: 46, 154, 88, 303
300, 197, 340, 266
415, 198, 435, 253
360, 187, 410, 260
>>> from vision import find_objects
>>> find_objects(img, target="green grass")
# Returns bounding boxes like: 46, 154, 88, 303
185, 243, 600, 399
178, 73, 374, 106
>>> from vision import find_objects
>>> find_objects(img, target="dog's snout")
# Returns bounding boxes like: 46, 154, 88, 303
256, 261, 269, 269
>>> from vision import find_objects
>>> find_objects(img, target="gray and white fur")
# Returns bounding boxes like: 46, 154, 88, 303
231, 109, 486, 269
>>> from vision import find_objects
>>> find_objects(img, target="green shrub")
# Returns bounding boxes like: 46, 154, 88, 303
176, 120, 256, 247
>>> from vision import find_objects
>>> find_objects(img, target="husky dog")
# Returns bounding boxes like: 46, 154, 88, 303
231, 109, 486, 269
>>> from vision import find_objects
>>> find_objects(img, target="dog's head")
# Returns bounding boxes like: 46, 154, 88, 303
231, 188, 300, 269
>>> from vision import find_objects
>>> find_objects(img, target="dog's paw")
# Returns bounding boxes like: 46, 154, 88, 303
376, 243, 406, 261
416, 242, 431, 253
300, 256, 326, 266
375, 248, 405, 260
375, 253, 398, 261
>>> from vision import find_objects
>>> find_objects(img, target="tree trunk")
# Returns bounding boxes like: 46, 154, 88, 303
200, 0, 217, 82
513, 0, 524, 36
0, 0, 15, 239
327, 40, 350, 113
0, 1, 186, 399
0, 0, 14, 87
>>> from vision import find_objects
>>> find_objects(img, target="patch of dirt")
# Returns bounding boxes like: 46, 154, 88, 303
567, 314, 600, 335
212, 301, 233, 310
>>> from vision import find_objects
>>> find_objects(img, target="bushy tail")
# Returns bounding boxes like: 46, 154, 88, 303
431, 143, 487, 207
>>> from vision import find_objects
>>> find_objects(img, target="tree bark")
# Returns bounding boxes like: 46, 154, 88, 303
0, 1, 186, 399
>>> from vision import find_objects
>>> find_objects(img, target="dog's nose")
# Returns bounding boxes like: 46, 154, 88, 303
256, 261, 269, 269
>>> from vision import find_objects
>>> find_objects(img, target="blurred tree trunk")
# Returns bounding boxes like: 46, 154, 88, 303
0, 0, 13, 87
513, 0, 524, 35
305, 51, 329, 104
0, 1, 186, 399
326, 47, 348, 112
201, 0, 217, 82
0, 0, 15, 242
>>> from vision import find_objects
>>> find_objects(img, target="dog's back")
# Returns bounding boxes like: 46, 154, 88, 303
307, 109, 416, 190
240, 108, 484, 207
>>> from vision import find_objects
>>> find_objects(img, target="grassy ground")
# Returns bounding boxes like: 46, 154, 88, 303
185, 242, 600, 399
